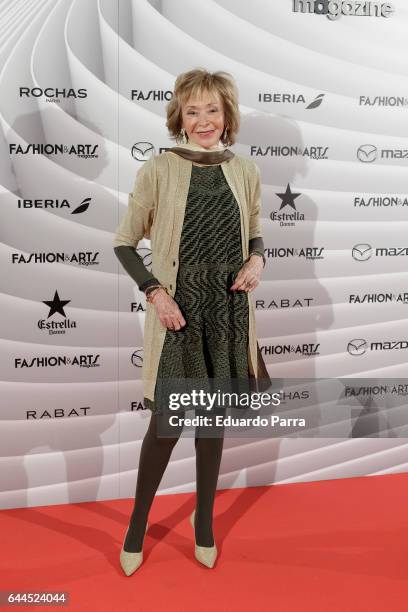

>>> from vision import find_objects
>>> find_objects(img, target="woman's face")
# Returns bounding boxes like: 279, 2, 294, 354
181, 89, 225, 148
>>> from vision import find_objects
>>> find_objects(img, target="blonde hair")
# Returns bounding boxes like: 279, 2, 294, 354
166, 68, 240, 147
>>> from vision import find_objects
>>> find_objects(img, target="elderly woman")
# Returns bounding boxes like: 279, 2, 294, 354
113, 68, 270, 574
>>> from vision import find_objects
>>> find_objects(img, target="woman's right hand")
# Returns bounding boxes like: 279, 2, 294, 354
151, 289, 186, 331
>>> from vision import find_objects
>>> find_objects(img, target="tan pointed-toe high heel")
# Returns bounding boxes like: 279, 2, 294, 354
190, 509, 218, 569
120, 521, 149, 576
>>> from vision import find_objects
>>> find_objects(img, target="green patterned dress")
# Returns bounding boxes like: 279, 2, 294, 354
144, 163, 249, 413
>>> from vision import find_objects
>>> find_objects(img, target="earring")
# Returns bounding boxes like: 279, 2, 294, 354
222, 127, 228, 143
180, 128, 188, 144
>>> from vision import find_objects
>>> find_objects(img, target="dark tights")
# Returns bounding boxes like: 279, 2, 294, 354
123, 411, 224, 552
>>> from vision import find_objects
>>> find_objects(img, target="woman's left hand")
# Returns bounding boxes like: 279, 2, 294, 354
230, 255, 264, 293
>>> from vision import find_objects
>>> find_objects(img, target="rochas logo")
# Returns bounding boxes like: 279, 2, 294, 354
19, 87, 88, 100
11, 251, 100, 266
292, 1, 395, 20
14, 354, 101, 368
278, 389, 310, 402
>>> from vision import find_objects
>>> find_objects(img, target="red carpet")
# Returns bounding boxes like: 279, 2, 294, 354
2, 474, 407, 611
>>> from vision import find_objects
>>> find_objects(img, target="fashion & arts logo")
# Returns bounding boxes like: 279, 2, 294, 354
292, 0, 395, 19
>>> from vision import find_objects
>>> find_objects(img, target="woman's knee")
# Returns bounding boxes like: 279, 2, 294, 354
148, 414, 183, 443
157, 435, 180, 451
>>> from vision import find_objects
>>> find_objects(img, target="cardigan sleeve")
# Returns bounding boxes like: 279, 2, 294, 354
248, 162, 263, 241
113, 159, 156, 248
248, 236, 264, 257
113, 159, 160, 290
113, 245, 161, 292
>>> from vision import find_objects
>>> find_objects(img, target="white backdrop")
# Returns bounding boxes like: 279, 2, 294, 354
1, 0, 408, 510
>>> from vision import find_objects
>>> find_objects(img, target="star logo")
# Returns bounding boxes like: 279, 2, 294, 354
42, 290, 71, 318
276, 184, 301, 210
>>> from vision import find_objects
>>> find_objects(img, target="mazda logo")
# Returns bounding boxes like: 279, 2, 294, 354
347, 339, 367, 356
132, 142, 155, 161
357, 144, 377, 163
136, 247, 152, 269
352, 244, 372, 261
131, 349, 143, 367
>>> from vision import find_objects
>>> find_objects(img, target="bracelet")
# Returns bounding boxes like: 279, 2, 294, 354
146, 286, 168, 304
144, 284, 162, 297
245, 251, 266, 268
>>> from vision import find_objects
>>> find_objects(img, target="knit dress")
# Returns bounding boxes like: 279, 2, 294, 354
143, 163, 250, 414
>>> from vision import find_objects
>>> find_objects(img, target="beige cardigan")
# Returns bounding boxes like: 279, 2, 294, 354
113, 149, 265, 402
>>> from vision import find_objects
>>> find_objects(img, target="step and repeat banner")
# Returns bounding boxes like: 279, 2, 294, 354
1, 0, 407, 509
